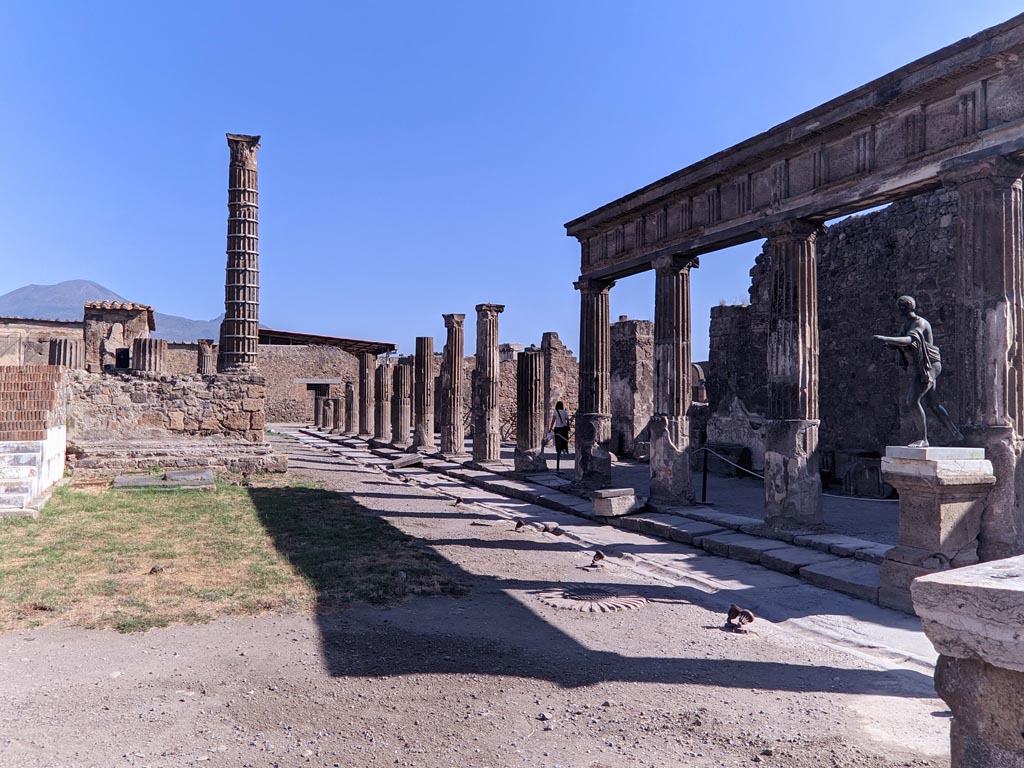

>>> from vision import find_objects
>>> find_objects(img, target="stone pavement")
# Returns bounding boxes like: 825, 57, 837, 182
278, 425, 903, 611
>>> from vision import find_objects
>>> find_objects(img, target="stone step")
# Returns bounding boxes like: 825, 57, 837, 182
0, 465, 37, 480
0, 492, 32, 507
0, 452, 41, 468
0, 480, 33, 495
0, 442, 43, 454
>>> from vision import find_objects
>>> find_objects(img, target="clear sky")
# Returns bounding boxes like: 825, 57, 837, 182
1, 1, 1020, 359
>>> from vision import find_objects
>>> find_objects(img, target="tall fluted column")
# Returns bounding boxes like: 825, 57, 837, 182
649, 254, 698, 504
374, 359, 392, 443
313, 395, 324, 428
197, 339, 217, 374
440, 313, 467, 456
48, 339, 83, 369
472, 304, 505, 463
575, 278, 615, 488
321, 398, 333, 432
942, 156, 1024, 559
331, 397, 343, 435
358, 353, 375, 438
392, 358, 413, 448
344, 382, 356, 434
413, 337, 435, 450
762, 220, 822, 528
514, 346, 547, 473
131, 339, 166, 372
218, 133, 261, 372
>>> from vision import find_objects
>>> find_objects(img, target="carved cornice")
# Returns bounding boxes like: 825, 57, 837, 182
939, 153, 1024, 186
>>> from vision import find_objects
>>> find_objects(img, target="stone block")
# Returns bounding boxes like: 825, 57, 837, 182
759, 545, 839, 574
659, 518, 726, 545
390, 454, 424, 469
700, 532, 789, 563
799, 559, 880, 603
592, 489, 641, 517
167, 411, 185, 431
223, 412, 250, 431
790, 532, 878, 557
683, 509, 758, 531
879, 558, 931, 613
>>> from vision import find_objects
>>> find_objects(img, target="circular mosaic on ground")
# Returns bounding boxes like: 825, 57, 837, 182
536, 585, 647, 613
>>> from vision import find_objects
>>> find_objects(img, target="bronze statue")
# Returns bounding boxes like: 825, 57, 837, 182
873, 295, 964, 448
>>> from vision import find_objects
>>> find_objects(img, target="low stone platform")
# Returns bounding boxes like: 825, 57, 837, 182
112, 468, 217, 491
68, 438, 287, 475
293, 427, 891, 607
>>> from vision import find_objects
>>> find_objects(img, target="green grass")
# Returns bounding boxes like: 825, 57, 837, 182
0, 479, 466, 633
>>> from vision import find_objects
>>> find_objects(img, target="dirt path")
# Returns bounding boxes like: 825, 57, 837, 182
0, 435, 949, 768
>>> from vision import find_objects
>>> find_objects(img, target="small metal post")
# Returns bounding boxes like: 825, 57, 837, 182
701, 447, 708, 503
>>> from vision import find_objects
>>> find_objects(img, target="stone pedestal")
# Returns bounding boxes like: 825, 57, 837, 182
48, 338, 83, 369
358, 353, 375, 439
131, 338, 166, 373
413, 337, 435, 451
440, 314, 467, 457
473, 304, 504, 464
374, 360, 392, 444
344, 382, 356, 435
912, 556, 1024, 767
330, 397, 343, 435
763, 418, 821, 529
591, 488, 642, 517
514, 346, 547, 473
575, 278, 614, 489
392, 359, 413, 448
879, 446, 995, 612
197, 339, 217, 374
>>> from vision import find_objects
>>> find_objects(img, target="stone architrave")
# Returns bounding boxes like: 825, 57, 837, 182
374, 359, 392, 444
412, 337, 435, 450
218, 134, 261, 372
912, 556, 1024, 767
941, 156, 1024, 561
574, 278, 615, 488
761, 220, 822, 528
48, 338, 83, 369
649, 254, 698, 505
392, 358, 413, 448
331, 397, 343, 435
879, 446, 996, 611
358, 352, 375, 438
131, 338, 166, 372
514, 346, 547, 473
344, 382, 356, 435
197, 339, 217, 374
440, 314, 467, 457
472, 304, 505, 464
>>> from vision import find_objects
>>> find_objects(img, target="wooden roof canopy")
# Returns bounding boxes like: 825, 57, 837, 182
258, 327, 397, 356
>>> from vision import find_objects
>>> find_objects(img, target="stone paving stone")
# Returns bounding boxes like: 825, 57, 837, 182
759, 546, 840, 574
792, 532, 879, 557
853, 543, 893, 564
800, 559, 881, 603
682, 509, 759, 531
722, 533, 791, 563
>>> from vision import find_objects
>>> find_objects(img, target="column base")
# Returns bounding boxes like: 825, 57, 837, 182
514, 447, 548, 474
412, 426, 435, 451
961, 425, 1024, 561
763, 419, 822, 529
648, 415, 694, 505
574, 413, 611, 490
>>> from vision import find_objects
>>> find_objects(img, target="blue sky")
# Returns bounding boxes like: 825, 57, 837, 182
1, 1, 1021, 358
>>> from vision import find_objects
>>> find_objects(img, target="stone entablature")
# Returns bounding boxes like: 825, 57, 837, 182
566, 16, 1024, 279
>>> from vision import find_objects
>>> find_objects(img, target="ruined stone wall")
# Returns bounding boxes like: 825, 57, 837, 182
166, 342, 201, 375
66, 370, 266, 444
707, 187, 960, 465
610, 318, 654, 457
0, 319, 84, 366
83, 308, 151, 372
542, 332, 578, 426
258, 344, 359, 423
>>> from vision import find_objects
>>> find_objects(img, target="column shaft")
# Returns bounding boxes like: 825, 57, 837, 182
763, 220, 822, 528
472, 304, 505, 463
331, 397, 343, 435
197, 339, 217, 374
48, 338, 83, 369
440, 314, 467, 456
218, 134, 261, 371
392, 358, 413, 447
413, 337, 435, 450
131, 338, 166, 373
357, 353, 375, 437
514, 347, 547, 472
344, 382, 356, 434
374, 360, 392, 442
649, 255, 697, 504
574, 278, 614, 487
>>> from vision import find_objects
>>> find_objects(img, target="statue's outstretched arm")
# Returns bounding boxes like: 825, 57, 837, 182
872, 334, 913, 348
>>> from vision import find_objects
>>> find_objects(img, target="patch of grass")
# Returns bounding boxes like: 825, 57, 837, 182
0, 478, 466, 634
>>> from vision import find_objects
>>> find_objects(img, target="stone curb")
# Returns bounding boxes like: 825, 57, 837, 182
295, 428, 893, 608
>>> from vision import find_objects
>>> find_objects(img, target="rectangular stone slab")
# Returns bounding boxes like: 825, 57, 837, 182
760, 546, 840, 574
885, 446, 985, 460
800, 559, 880, 604
591, 487, 635, 499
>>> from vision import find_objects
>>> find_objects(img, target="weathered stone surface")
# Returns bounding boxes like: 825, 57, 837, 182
413, 337, 434, 451
514, 346, 547, 473
591, 489, 640, 517
439, 314, 466, 456
799, 559, 879, 603
759, 545, 839, 574
610, 318, 653, 458
472, 304, 504, 463
763, 418, 821, 528
391, 358, 412, 448
574, 279, 614, 488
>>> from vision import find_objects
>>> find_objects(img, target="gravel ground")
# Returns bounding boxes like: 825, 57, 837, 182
0, 435, 950, 768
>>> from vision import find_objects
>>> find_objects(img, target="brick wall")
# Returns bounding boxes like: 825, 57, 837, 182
0, 365, 69, 441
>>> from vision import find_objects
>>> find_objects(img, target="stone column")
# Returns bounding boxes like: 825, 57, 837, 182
392, 358, 413, 448
575, 278, 615, 488
649, 255, 698, 505
321, 398, 333, 432
610, 318, 654, 459
218, 133, 261, 372
331, 397, 343, 435
197, 339, 217, 374
762, 220, 822, 528
514, 346, 547, 473
440, 314, 467, 457
48, 339, 83, 369
913, 556, 1024, 768
374, 359, 392, 443
131, 338, 166, 372
357, 352, 375, 438
413, 337, 435, 450
472, 303, 505, 464
942, 156, 1024, 561
344, 382, 356, 434
313, 395, 324, 428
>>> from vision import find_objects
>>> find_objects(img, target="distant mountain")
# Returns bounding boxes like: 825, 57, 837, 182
0, 280, 223, 342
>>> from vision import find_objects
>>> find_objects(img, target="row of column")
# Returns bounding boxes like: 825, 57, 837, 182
573, 155, 1024, 547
